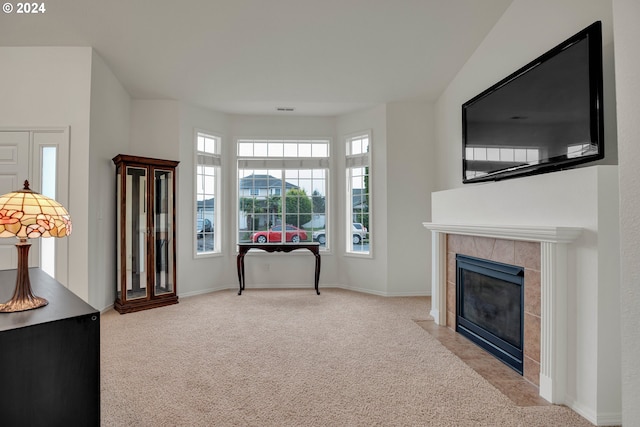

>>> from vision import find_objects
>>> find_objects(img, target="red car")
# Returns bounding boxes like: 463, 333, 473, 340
251, 225, 308, 243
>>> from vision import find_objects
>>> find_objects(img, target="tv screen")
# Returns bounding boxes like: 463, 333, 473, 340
462, 21, 604, 183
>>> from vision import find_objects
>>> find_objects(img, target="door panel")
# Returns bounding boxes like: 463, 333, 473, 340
0, 132, 30, 270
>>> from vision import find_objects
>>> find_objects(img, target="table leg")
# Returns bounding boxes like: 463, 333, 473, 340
237, 253, 244, 295
314, 253, 321, 295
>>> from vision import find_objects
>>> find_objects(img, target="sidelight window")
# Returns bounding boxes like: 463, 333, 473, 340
346, 131, 371, 255
195, 131, 221, 256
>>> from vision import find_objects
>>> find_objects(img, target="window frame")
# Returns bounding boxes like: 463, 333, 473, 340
236, 138, 330, 250
345, 130, 372, 258
194, 130, 223, 258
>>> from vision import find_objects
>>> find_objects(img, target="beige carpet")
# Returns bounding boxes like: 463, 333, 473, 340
100, 288, 591, 426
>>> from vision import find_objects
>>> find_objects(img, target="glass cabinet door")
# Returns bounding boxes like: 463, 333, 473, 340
154, 169, 174, 296
125, 166, 148, 301
113, 154, 179, 314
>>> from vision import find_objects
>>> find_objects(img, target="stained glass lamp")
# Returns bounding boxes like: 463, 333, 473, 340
0, 180, 72, 312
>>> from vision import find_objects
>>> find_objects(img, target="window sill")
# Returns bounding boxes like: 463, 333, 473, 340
194, 251, 224, 259
344, 251, 372, 259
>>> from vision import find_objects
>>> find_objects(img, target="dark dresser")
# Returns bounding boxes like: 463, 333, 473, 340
0, 268, 100, 427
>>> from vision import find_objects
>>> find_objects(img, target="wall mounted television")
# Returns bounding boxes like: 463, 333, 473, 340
462, 21, 604, 184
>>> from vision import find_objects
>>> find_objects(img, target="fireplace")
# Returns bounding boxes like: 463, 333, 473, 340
456, 254, 524, 374
423, 222, 585, 405
422, 168, 621, 424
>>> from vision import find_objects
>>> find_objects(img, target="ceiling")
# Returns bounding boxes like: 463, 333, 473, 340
0, 0, 512, 116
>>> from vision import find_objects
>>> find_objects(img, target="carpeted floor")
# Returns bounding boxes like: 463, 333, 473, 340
100, 288, 591, 426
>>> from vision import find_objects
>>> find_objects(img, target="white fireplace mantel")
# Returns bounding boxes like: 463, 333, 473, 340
422, 223, 583, 243
422, 222, 583, 405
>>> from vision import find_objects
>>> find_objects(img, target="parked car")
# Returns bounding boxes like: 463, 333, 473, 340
251, 225, 308, 243
312, 230, 327, 245
352, 222, 368, 243
313, 223, 368, 245
196, 218, 213, 238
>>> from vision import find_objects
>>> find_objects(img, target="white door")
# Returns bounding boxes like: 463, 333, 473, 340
0, 129, 70, 286
0, 131, 30, 270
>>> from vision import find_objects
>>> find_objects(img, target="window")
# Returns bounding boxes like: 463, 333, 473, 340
40, 146, 57, 276
346, 132, 370, 255
195, 131, 221, 256
237, 139, 329, 247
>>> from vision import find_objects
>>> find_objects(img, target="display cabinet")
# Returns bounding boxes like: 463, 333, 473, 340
113, 154, 179, 313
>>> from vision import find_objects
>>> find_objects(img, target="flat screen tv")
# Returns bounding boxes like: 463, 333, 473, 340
462, 21, 604, 183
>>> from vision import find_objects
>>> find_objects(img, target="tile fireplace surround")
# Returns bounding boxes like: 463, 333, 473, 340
447, 234, 542, 386
422, 223, 582, 405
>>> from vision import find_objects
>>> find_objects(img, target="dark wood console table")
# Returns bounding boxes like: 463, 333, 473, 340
0, 268, 100, 426
237, 243, 321, 295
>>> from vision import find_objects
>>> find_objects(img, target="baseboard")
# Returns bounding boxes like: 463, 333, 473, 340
334, 284, 430, 297
564, 395, 622, 426
100, 303, 114, 314
181, 283, 335, 297
179, 287, 227, 298
179, 284, 429, 298
594, 413, 623, 426
336, 284, 388, 296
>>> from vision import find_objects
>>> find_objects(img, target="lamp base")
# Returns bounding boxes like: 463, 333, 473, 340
0, 240, 49, 313
0, 295, 48, 312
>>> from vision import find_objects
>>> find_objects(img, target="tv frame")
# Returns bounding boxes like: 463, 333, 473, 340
461, 21, 604, 184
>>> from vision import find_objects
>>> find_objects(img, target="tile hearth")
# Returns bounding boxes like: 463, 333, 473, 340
416, 319, 549, 407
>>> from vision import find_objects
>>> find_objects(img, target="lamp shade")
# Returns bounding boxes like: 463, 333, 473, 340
0, 181, 71, 239
0, 180, 72, 312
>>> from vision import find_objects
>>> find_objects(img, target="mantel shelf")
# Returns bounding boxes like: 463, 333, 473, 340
422, 222, 583, 244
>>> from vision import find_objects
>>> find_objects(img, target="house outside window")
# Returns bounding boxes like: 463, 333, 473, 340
346, 131, 371, 255
195, 131, 221, 256
237, 139, 329, 247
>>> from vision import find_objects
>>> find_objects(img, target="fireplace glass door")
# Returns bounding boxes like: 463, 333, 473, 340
456, 254, 524, 373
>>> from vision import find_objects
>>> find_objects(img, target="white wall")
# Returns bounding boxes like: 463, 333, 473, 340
0, 47, 93, 302
88, 50, 131, 311
612, 0, 640, 424
130, 100, 181, 161
386, 101, 434, 295
431, 1, 620, 423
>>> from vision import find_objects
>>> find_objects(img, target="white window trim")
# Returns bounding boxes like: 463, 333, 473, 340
345, 130, 372, 258
235, 137, 331, 251
194, 129, 223, 259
